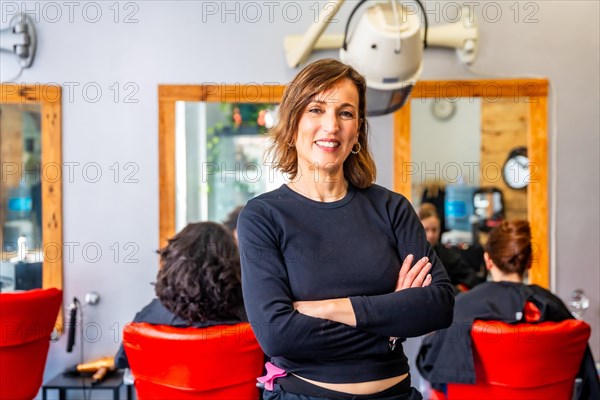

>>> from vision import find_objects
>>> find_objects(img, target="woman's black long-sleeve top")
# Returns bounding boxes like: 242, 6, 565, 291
238, 184, 454, 383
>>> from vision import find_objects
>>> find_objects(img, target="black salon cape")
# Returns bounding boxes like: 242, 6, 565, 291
417, 281, 600, 400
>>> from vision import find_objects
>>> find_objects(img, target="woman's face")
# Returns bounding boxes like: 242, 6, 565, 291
421, 216, 441, 245
294, 78, 360, 179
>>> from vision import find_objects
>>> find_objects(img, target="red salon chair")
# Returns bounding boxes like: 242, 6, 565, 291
0, 288, 62, 399
123, 322, 264, 399
446, 318, 590, 399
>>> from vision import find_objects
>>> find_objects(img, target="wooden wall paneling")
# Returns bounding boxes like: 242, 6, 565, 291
480, 98, 529, 221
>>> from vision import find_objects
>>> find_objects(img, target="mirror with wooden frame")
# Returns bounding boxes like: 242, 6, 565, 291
0, 84, 63, 328
158, 85, 284, 247
393, 79, 548, 288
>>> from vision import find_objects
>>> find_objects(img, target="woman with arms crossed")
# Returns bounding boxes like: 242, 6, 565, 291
238, 59, 454, 400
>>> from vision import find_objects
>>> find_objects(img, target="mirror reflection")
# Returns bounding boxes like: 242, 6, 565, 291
0, 84, 62, 307
0, 103, 43, 291
394, 79, 549, 287
410, 98, 481, 209
158, 84, 284, 246
174, 101, 285, 231
410, 97, 529, 238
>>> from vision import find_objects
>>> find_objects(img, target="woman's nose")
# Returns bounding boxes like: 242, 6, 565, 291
321, 112, 339, 133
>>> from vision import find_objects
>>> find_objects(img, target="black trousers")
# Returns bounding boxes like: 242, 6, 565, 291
263, 375, 423, 400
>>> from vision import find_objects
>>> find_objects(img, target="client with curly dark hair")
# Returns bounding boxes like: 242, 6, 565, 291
114, 222, 246, 369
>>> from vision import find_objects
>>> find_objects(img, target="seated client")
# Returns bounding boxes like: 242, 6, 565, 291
416, 220, 600, 399
114, 222, 246, 369
418, 203, 480, 293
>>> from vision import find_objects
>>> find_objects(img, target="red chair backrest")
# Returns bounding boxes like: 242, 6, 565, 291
0, 288, 63, 400
447, 318, 590, 400
123, 322, 264, 399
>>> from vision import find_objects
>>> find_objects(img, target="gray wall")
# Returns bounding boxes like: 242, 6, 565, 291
411, 98, 482, 203
1, 1, 598, 397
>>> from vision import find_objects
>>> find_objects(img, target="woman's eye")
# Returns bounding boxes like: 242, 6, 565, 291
308, 107, 323, 114
340, 110, 354, 119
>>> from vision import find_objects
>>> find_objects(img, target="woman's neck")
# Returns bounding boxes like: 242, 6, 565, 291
288, 174, 348, 202
490, 268, 523, 283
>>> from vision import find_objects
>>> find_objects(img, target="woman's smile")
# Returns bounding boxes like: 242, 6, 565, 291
314, 139, 341, 152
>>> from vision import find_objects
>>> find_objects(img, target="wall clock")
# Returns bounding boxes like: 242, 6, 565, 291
431, 99, 456, 121
502, 147, 529, 189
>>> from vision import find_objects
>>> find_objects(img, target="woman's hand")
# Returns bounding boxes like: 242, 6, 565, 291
388, 254, 433, 343
395, 254, 432, 291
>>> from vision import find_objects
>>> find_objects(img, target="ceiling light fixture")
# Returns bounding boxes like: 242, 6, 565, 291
284, 0, 478, 115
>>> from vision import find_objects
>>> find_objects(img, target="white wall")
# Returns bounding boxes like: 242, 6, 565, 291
411, 98, 481, 203
1, 1, 598, 397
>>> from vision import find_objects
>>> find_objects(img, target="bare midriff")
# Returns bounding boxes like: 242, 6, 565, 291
294, 372, 409, 395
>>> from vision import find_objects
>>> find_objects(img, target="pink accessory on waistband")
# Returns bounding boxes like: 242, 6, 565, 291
257, 362, 287, 391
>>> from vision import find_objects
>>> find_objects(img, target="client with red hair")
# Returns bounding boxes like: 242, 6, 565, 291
417, 220, 600, 399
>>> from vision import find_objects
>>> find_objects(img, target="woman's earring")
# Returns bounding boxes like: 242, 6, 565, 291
351, 142, 362, 155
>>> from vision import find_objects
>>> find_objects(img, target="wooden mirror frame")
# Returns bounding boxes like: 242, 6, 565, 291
393, 79, 549, 288
1, 84, 63, 328
158, 84, 285, 247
